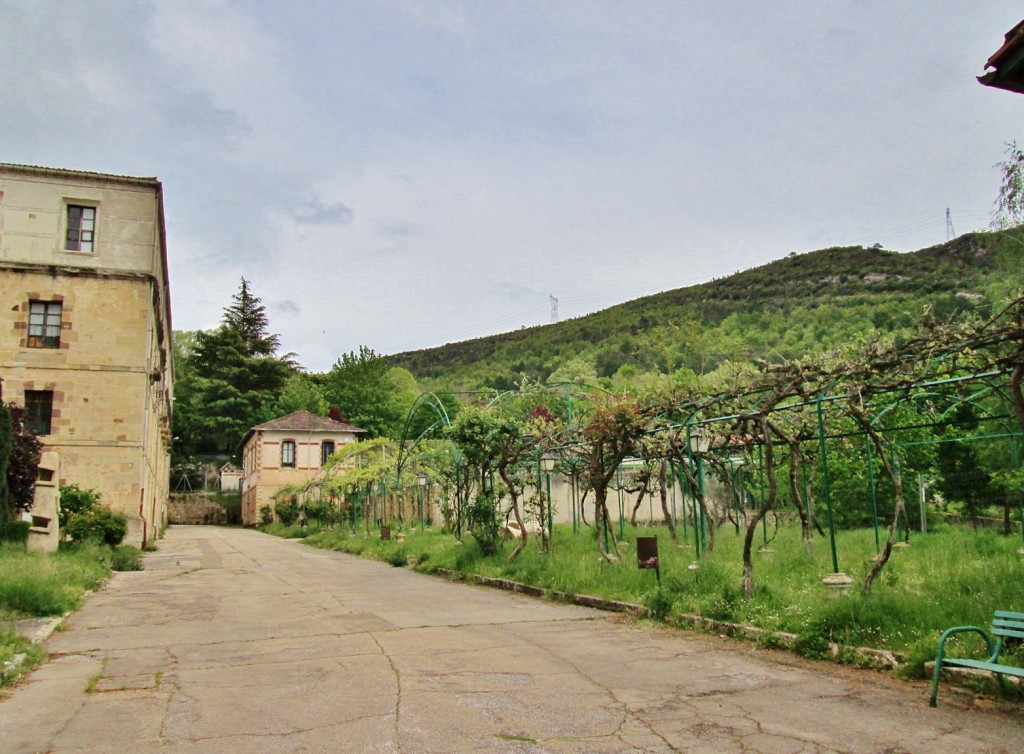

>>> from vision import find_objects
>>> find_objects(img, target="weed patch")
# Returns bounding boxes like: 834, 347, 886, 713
0, 629, 44, 688
111, 545, 143, 572
0, 542, 112, 620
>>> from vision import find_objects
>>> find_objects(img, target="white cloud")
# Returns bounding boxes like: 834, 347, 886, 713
381, 0, 478, 40
147, 0, 288, 103
289, 200, 354, 226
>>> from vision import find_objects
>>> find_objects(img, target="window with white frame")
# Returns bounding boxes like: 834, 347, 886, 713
27, 301, 62, 348
65, 205, 96, 252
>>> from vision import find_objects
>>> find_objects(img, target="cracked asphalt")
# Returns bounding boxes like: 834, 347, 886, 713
1, 525, 1021, 753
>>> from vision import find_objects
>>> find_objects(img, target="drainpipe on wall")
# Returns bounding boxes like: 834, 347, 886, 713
138, 281, 156, 547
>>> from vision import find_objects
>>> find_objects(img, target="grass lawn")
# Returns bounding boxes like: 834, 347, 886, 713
298, 521, 1024, 678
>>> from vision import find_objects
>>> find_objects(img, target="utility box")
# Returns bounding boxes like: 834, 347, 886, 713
636, 536, 660, 581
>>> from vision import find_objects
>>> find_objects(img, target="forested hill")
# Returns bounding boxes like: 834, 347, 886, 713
387, 230, 1024, 391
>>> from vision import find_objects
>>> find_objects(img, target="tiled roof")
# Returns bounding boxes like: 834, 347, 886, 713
0, 162, 160, 186
252, 410, 366, 434
980, 19, 1024, 94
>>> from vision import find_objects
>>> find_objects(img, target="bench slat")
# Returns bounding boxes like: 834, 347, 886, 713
992, 626, 1024, 640
941, 657, 1024, 676
994, 610, 1024, 621
993, 616, 1024, 626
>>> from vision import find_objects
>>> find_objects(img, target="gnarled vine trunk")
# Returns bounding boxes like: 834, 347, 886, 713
592, 486, 618, 562
849, 402, 908, 595
742, 417, 777, 597
658, 459, 678, 542
498, 464, 528, 561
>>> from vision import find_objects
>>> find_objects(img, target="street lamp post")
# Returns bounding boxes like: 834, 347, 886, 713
689, 425, 710, 557
416, 472, 428, 530
540, 453, 556, 548
455, 461, 462, 540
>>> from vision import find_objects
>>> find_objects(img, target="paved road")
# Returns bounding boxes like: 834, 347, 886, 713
1, 526, 1021, 753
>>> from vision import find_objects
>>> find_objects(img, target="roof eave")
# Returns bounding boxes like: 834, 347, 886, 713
980, 19, 1024, 95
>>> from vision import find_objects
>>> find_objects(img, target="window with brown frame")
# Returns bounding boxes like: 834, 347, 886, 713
24, 390, 53, 435
65, 205, 96, 251
281, 440, 296, 467
27, 301, 62, 348
321, 441, 335, 466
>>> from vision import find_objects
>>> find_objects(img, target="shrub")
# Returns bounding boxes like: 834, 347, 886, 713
386, 547, 408, 567
468, 490, 500, 556
0, 402, 42, 525
305, 500, 330, 524
645, 585, 676, 620
0, 519, 30, 545
64, 507, 128, 547
259, 506, 273, 525
276, 501, 299, 525
794, 629, 833, 661
58, 484, 101, 529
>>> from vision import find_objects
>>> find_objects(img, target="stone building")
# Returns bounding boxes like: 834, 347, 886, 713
240, 410, 365, 525
0, 163, 173, 547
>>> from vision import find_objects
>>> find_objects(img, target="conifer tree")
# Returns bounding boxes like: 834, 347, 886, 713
223, 277, 281, 357
173, 279, 294, 458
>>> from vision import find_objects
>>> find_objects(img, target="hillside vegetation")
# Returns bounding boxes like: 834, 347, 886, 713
388, 230, 1024, 390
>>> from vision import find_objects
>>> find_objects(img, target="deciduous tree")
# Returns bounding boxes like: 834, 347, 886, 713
323, 346, 403, 439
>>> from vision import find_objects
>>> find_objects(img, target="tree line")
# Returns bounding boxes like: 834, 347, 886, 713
171, 278, 461, 465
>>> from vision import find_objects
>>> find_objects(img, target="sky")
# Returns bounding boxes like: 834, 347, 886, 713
3, 1, 1023, 372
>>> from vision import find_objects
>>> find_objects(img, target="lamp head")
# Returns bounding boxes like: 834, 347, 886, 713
690, 426, 710, 454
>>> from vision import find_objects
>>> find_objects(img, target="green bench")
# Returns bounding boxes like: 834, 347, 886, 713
930, 610, 1024, 707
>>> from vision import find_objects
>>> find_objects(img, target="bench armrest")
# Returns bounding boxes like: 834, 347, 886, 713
929, 626, 996, 707
935, 626, 997, 662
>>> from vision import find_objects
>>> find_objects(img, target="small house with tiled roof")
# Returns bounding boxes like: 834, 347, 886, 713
240, 410, 365, 525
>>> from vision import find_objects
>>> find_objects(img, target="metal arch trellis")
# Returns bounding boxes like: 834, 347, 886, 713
371, 293, 1024, 586
390, 391, 458, 534
392, 382, 603, 540
626, 360, 1024, 577
394, 391, 455, 480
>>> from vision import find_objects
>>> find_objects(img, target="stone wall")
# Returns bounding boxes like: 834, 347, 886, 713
169, 493, 227, 525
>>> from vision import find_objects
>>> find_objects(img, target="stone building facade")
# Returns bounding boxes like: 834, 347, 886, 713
240, 410, 364, 525
0, 163, 173, 547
